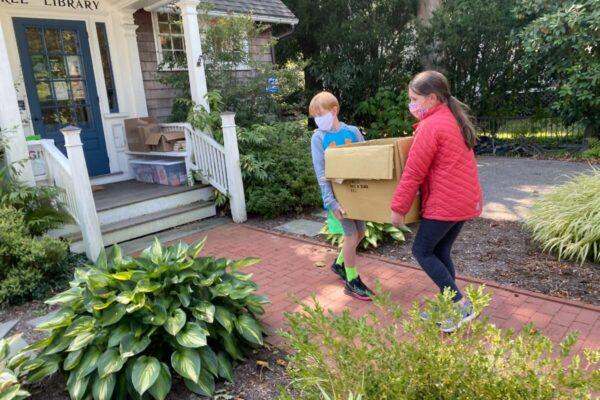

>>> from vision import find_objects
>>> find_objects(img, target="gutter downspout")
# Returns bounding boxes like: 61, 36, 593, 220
270, 23, 296, 64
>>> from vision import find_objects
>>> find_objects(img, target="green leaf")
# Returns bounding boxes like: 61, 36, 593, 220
46, 287, 83, 305
108, 323, 131, 347
235, 315, 263, 345
199, 346, 218, 377
115, 291, 135, 305
171, 349, 201, 382
67, 371, 90, 400
98, 348, 126, 378
135, 279, 162, 293
175, 322, 208, 348
188, 237, 207, 258
164, 308, 186, 336
92, 373, 116, 400
101, 303, 127, 327
35, 308, 74, 330
148, 362, 171, 400
177, 286, 191, 307
64, 316, 95, 338
230, 257, 260, 270
27, 357, 60, 383
221, 330, 244, 361
214, 306, 235, 333
75, 346, 102, 378
193, 301, 215, 323
110, 271, 133, 281
43, 331, 72, 355
184, 369, 215, 397
132, 356, 161, 395
67, 331, 96, 352
64, 349, 84, 371
120, 334, 151, 358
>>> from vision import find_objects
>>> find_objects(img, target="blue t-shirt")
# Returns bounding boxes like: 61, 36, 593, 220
310, 123, 364, 210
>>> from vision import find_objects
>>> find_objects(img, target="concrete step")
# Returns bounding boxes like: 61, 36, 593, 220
69, 200, 216, 253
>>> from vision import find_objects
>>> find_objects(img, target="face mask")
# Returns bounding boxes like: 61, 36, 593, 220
408, 101, 428, 120
314, 112, 334, 131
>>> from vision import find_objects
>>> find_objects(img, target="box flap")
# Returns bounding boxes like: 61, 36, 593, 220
161, 131, 185, 141
145, 133, 162, 145
325, 144, 394, 180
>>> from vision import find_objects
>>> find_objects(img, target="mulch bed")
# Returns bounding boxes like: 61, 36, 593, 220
248, 214, 600, 306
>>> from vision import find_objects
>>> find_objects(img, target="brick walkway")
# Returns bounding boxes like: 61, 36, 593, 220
181, 224, 599, 352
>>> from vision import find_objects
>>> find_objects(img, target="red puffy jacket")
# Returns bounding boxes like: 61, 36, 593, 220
391, 103, 483, 221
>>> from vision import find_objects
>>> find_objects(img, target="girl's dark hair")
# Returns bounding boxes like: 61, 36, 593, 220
409, 71, 478, 149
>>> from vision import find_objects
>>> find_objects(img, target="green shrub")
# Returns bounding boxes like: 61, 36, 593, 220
0, 129, 72, 236
280, 286, 600, 399
320, 222, 410, 249
0, 206, 69, 305
0, 335, 31, 400
356, 89, 414, 139
582, 139, 600, 160
20, 238, 268, 399
525, 170, 600, 264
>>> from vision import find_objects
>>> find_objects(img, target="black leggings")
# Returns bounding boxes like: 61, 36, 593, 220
412, 218, 465, 302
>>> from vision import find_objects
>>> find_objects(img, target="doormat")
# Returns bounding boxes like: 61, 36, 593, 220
91, 185, 105, 192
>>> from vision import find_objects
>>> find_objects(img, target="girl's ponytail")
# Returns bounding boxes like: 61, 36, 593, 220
409, 71, 479, 149
447, 95, 478, 149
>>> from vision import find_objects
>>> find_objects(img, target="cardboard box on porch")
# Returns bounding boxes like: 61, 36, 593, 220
124, 117, 161, 152
145, 131, 186, 152
324, 137, 421, 224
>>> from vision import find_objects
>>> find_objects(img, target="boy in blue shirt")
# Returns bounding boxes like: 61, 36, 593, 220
309, 91, 374, 301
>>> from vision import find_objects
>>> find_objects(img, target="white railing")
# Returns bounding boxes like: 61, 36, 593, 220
160, 122, 229, 194
160, 112, 246, 223
28, 128, 103, 261
36, 139, 79, 224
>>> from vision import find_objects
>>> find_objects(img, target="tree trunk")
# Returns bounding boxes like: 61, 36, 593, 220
581, 123, 599, 150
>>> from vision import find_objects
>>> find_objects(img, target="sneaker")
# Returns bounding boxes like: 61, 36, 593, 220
344, 276, 374, 301
439, 301, 477, 333
330, 261, 346, 281
419, 311, 432, 321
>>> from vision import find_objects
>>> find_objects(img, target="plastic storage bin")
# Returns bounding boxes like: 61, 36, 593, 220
129, 159, 187, 186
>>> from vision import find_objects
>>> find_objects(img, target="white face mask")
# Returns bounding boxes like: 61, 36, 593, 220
314, 112, 334, 131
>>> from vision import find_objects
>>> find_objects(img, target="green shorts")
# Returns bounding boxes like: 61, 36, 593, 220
327, 210, 366, 236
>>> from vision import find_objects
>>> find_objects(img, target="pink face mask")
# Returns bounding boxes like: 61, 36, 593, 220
408, 101, 428, 120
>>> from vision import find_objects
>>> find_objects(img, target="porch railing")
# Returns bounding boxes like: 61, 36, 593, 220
38, 139, 79, 224
161, 112, 247, 223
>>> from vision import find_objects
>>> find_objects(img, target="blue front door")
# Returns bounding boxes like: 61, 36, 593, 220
13, 18, 110, 176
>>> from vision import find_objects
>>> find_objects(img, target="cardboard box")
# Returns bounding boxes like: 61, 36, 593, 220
145, 131, 186, 152
124, 117, 161, 152
325, 137, 420, 224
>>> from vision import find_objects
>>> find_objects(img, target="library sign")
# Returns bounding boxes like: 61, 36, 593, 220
1, 0, 101, 11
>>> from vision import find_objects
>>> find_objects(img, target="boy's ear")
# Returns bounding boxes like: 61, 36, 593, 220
332, 106, 340, 117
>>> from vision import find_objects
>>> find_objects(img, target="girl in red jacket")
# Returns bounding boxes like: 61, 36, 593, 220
390, 70, 483, 332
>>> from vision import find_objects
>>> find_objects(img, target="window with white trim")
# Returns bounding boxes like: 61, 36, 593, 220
153, 12, 252, 71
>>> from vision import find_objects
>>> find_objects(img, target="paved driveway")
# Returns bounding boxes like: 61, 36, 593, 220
477, 157, 594, 221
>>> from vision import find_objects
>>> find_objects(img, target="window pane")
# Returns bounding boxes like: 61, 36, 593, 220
170, 21, 182, 34
37, 82, 52, 102
157, 12, 169, 22
66, 55, 82, 78
172, 36, 184, 50
62, 30, 78, 54
42, 107, 59, 125
74, 106, 89, 126
48, 56, 66, 78
95, 22, 119, 113
57, 107, 74, 125
160, 35, 172, 50
159, 22, 170, 34
26, 28, 43, 53
44, 28, 61, 52
31, 55, 49, 80
71, 80, 86, 101
53, 81, 69, 101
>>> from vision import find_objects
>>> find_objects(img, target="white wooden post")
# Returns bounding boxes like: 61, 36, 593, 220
61, 126, 103, 261
118, 10, 149, 117
177, 0, 210, 112
221, 112, 246, 223
0, 22, 35, 185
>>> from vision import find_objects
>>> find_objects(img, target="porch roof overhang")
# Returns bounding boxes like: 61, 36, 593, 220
141, 0, 298, 25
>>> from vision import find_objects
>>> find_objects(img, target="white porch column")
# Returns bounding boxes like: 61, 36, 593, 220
61, 126, 103, 261
177, 0, 210, 112
221, 112, 246, 223
118, 10, 148, 117
0, 22, 35, 185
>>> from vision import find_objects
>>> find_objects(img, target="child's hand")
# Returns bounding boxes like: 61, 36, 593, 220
333, 206, 345, 220
391, 211, 404, 227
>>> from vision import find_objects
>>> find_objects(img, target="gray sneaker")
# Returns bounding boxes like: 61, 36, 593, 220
439, 301, 477, 333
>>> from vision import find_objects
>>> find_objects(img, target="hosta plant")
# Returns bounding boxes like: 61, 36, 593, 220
320, 222, 410, 249
0, 336, 30, 400
525, 170, 600, 265
18, 238, 269, 400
